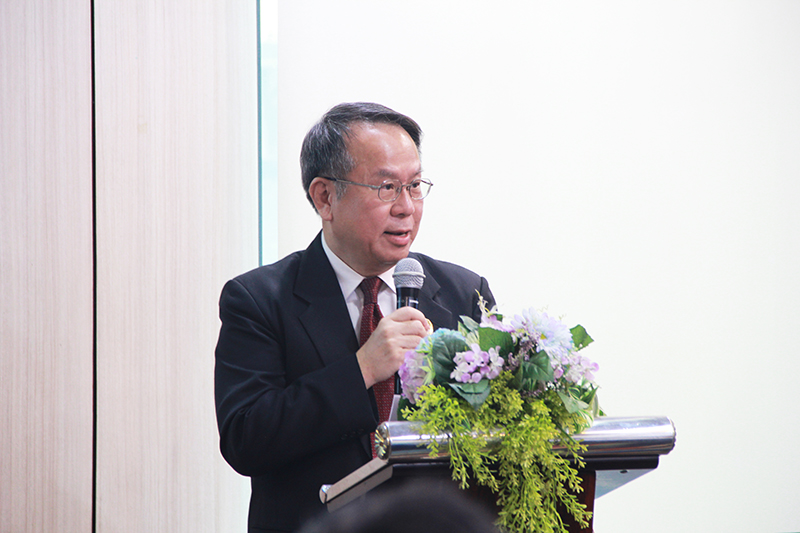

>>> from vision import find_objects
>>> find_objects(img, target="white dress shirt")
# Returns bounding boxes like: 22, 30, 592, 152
321, 233, 397, 335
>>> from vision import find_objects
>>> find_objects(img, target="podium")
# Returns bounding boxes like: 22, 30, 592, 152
320, 416, 676, 532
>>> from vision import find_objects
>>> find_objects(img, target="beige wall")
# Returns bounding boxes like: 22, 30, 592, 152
1, 2, 94, 530
1, 1, 257, 531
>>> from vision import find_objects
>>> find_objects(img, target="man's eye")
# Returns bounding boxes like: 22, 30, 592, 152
381, 182, 398, 191
409, 181, 422, 190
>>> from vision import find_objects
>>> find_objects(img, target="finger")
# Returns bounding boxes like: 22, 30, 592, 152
388, 306, 426, 322
385, 308, 429, 334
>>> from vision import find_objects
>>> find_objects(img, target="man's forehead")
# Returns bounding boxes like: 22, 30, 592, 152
375, 167, 423, 179
346, 121, 409, 143
346, 123, 420, 167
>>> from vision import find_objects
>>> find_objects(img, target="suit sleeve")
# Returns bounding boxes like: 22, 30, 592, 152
214, 278, 376, 477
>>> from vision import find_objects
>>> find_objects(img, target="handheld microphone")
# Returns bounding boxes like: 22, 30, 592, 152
392, 257, 426, 394
393, 257, 425, 309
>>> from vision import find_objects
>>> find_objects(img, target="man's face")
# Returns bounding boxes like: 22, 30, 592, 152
324, 122, 424, 277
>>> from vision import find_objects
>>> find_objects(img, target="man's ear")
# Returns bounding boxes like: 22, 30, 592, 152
308, 177, 334, 220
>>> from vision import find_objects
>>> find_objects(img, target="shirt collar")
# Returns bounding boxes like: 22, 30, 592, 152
321, 233, 396, 297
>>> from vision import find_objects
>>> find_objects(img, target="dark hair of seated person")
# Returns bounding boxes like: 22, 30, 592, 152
298, 481, 499, 533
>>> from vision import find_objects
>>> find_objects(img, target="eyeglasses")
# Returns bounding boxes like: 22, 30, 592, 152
319, 176, 433, 202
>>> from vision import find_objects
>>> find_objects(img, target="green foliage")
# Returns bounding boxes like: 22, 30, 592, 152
403, 374, 593, 533
448, 380, 492, 411
396, 396, 413, 421
570, 325, 594, 351
458, 315, 480, 337
476, 327, 515, 356
426, 330, 469, 384
511, 350, 555, 391
528, 350, 555, 381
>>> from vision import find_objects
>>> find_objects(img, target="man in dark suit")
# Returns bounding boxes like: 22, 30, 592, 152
214, 103, 494, 532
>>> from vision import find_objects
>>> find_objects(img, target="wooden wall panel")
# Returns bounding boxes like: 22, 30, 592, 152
93, 1, 257, 531
0, 1, 95, 532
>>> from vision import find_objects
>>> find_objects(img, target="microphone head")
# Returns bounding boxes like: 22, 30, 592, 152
393, 257, 425, 290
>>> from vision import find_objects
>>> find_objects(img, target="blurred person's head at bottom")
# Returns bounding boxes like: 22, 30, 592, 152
299, 481, 499, 533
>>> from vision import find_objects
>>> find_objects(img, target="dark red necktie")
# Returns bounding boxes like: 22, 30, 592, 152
359, 277, 393, 457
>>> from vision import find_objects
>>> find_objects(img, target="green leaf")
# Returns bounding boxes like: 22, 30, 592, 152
572, 384, 601, 418
589, 391, 602, 418
575, 383, 598, 405
477, 327, 515, 357
458, 316, 486, 345
570, 325, 594, 350
396, 397, 414, 420
517, 350, 554, 389
448, 380, 492, 410
430, 353, 455, 383
428, 330, 469, 383
458, 315, 480, 335
557, 390, 590, 414
433, 330, 469, 353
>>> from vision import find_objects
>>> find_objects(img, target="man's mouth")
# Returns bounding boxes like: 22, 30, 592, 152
384, 230, 413, 245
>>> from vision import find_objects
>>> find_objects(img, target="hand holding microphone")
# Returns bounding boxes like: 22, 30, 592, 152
391, 258, 432, 392
356, 258, 431, 390
393, 257, 433, 333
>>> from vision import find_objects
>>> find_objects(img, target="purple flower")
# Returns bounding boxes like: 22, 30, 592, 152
480, 313, 515, 333
450, 344, 504, 384
399, 349, 429, 404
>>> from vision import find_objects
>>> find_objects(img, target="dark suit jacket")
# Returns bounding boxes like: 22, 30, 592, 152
214, 233, 494, 532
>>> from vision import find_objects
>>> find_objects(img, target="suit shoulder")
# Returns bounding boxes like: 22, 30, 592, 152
411, 253, 485, 283
410, 252, 495, 325
223, 249, 305, 299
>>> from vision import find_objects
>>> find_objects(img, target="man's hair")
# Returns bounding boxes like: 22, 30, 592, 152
300, 102, 423, 210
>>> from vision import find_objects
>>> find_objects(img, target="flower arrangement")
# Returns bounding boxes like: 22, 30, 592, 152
398, 297, 601, 533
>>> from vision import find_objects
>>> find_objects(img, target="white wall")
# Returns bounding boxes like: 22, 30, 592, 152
276, 2, 800, 531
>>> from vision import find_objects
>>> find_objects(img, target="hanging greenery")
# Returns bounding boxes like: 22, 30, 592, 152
398, 299, 600, 532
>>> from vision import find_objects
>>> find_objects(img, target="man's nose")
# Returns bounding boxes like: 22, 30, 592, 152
391, 186, 417, 214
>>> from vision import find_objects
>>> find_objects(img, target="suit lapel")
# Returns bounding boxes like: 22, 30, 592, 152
294, 236, 374, 457
294, 234, 360, 366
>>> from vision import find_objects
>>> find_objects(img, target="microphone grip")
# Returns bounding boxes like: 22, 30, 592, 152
396, 287, 420, 310
395, 287, 420, 395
